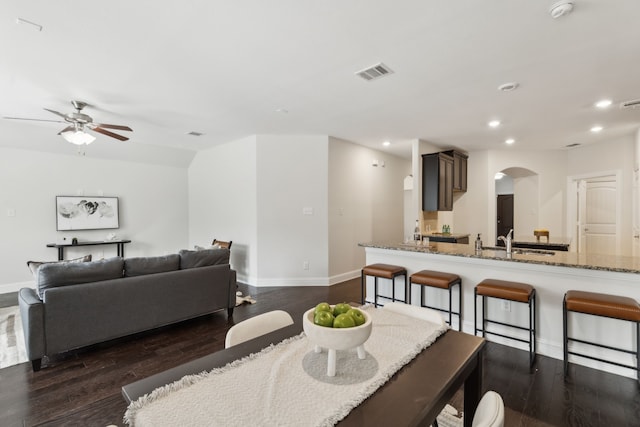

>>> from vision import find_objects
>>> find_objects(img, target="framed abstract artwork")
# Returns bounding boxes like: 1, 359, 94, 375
56, 196, 120, 231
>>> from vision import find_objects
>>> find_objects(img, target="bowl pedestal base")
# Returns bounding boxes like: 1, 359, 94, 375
314, 345, 367, 377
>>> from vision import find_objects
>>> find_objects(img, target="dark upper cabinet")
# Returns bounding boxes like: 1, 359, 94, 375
422, 152, 454, 211
444, 150, 468, 192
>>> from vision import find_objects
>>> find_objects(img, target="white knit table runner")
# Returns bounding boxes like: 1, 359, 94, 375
125, 306, 449, 427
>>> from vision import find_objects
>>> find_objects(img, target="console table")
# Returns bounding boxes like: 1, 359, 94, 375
46, 239, 131, 260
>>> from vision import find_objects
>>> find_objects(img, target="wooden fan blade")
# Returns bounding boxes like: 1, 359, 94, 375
3, 116, 65, 123
91, 126, 129, 141
91, 123, 132, 131
57, 126, 75, 135
43, 108, 69, 119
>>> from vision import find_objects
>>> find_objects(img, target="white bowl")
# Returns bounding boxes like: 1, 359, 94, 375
302, 307, 372, 351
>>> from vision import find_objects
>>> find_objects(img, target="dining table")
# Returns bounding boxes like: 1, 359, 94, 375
122, 320, 485, 427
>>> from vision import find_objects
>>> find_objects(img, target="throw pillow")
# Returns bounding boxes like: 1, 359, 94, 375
37, 257, 125, 299
194, 244, 221, 250
179, 248, 229, 269
124, 254, 180, 277
26, 255, 92, 278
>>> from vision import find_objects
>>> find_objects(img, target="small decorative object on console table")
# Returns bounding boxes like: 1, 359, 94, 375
46, 239, 131, 260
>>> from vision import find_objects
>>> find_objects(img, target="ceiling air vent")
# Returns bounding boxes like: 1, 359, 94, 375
355, 63, 394, 81
620, 99, 640, 109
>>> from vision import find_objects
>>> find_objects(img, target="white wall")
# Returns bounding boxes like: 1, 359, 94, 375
451, 150, 490, 240
328, 138, 409, 281
513, 175, 539, 237
188, 136, 258, 282
567, 136, 634, 255
485, 150, 567, 243
255, 135, 329, 286
0, 147, 189, 293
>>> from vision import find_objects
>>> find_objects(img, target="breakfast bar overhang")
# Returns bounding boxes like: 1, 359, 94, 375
360, 241, 640, 379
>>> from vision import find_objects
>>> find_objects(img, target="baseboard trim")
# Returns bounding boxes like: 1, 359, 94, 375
239, 269, 361, 288
0, 281, 33, 294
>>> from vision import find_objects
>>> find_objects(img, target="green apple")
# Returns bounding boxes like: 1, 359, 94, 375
314, 310, 334, 328
314, 302, 332, 315
333, 313, 356, 328
346, 308, 366, 326
333, 302, 352, 317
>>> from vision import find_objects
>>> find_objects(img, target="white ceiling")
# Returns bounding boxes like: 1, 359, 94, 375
2, 0, 640, 162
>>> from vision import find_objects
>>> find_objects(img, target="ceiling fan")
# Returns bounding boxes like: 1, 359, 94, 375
3, 100, 132, 145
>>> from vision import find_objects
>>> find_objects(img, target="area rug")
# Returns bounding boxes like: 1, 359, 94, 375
0, 306, 28, 369
124, 306, 449, 427
235, 292, 256, 306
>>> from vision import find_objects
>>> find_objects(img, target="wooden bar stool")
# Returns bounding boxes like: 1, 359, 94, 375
361, 263, 407, 307
475, 278, 536, 367
563, 290, 640, 382
410, 270, 462, 330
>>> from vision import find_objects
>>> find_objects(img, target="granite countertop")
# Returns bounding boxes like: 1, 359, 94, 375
359, 241, 640, 275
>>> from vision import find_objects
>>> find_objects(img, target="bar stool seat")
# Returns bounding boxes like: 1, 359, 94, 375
410, 270, 461, 330
565, 290, 640, 321
361, 263, 407, 307
476, 279, 534, 303
563, 290, 640, 382
475, 278, 537, 368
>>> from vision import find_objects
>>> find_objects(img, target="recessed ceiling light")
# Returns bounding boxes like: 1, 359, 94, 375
595, 99, 612, 109
488, 120, 501, 128
276, 108, 289, 114
590, 126, 603, 133
382, 141, 391, 147
495, 172, 506, 180
186, 131, 204, 136
498, 82, 519, 92
505, 138, 515, 145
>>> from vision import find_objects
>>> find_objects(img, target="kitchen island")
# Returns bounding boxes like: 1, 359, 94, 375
359, 241, 640, 379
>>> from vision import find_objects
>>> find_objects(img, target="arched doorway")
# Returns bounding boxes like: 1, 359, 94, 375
494, 167, 539, 243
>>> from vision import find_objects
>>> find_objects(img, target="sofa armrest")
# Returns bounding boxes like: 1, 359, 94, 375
18, 288, 45, 367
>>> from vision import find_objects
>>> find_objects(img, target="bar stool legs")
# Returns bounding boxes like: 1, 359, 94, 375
361, 264, 408, 307
563, 290, 640, 383
410, 270, 462, 330
474, 279, 537, 368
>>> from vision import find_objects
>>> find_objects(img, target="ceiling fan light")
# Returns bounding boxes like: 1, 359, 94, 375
61, 130, 96, 145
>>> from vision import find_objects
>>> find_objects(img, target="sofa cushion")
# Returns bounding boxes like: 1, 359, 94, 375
179, 248, 229, 269
27, 255, 92, 278
37, 257, 124, 299
124, 254, 180, 277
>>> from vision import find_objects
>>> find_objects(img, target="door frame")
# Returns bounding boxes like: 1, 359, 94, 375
566, 170, 621, 254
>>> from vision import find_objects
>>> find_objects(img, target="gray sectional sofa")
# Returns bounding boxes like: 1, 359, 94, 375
19, 248, 236, 371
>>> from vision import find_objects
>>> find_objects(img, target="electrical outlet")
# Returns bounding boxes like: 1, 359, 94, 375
501, 300, 511, 312
303, 261, 309, 270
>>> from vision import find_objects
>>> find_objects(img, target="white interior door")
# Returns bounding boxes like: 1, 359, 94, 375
578, 176, 618, 255
633, 170, 640, 256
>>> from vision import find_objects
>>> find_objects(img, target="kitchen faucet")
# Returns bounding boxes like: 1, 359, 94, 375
498, 229, 513, 254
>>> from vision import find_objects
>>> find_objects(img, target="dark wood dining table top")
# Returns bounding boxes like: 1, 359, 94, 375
122, 322, 485, 427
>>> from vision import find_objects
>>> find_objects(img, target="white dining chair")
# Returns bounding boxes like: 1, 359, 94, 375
224, 310, 294, 348
472, 390, 504, 427
382, 302, 446, 326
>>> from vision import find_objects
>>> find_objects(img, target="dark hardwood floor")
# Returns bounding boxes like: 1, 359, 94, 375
1, 280, 638, 426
